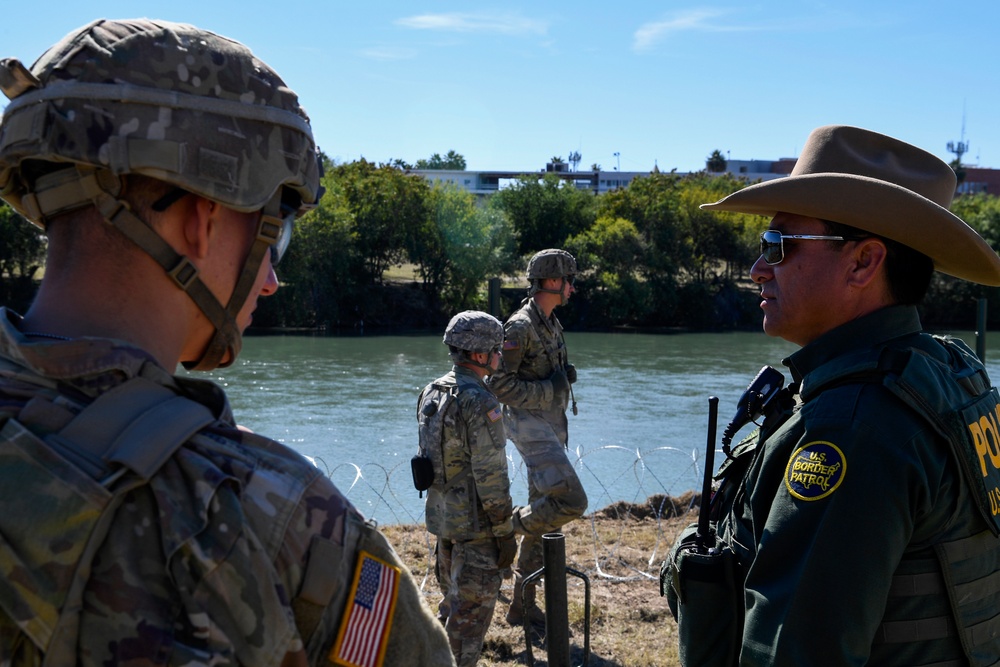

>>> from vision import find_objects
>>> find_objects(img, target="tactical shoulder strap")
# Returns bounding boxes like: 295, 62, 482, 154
0, 373, 216, 663
431, 383, 472, 491
799, 346, 910, 402
525, 308, 565, 371
50, 375, 217, 483
802, 337, 1000, 536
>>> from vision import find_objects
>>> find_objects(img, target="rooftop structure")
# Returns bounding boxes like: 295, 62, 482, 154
411, 157, 793, 195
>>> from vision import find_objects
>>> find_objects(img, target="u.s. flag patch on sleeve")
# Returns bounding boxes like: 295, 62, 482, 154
488, 404, 503, 422
330, 551, 400, 667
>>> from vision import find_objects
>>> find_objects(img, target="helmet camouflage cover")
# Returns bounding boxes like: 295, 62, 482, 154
526, 248, 577, 280
0, 18, 323, 372
0, 18, 322, 224
443, 311, 503, 354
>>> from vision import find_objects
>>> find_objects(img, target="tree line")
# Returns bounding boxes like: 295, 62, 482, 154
3, 157, 1000, 332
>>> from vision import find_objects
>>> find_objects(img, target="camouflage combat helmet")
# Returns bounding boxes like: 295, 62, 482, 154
0, 19, 323, 371
526, 248, 577, 300
443, 311, 503, 354
526, 248, 577, 280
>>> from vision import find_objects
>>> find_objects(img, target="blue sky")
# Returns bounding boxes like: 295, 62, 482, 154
3, 2, 998, 174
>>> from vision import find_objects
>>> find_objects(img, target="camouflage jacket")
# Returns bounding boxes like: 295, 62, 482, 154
420, 367, 512, 541
490, 298, 569, 441
0, 308, 453, 667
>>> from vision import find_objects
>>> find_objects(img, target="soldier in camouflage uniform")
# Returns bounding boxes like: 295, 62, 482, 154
490, 249, 588, 631
0, 19, 453, 667
419, 311, 517, 667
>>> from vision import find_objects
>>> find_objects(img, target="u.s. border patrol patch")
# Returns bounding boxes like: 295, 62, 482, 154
784, 441, 846, 501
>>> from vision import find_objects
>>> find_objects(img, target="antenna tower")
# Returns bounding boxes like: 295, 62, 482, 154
947, 106, 969, 166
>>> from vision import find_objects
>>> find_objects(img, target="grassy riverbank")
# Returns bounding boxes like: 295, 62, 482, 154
382, 495, 693, 666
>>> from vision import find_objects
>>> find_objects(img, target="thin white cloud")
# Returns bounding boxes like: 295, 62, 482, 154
633, 9, 748, 52
396, 12, 548, 37
359, 46, 418, 61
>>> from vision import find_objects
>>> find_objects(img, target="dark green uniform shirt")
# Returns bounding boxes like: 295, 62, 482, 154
720, 306, 995, 666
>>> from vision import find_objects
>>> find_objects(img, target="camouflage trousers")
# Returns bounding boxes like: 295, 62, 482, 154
435, 537, 503, 667
507, 410, 588, 577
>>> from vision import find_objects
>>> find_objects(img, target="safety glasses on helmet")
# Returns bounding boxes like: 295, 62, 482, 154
758, 229, 866, 266
153, 187, 298, 266
258, 195, 298, 266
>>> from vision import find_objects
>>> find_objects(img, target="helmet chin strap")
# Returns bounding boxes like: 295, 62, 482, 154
64, 166, 281, 370
456, 351, 500, 375
531, 277, 571, 306
189, 193, 284, 370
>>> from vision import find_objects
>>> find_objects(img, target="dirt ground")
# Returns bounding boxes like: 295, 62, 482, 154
381, 494, 695, 666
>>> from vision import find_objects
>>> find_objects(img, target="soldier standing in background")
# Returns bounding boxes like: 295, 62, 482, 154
490, 249, 589, 632
0, 19, 453, 666
419, 311, 517, 667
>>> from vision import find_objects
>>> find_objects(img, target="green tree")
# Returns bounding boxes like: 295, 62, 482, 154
415, 150, 467, 170
492, 173, 596, 256
0, 203, 45, 310
333, 159, 431, 284
418, 184, 517, 309
677, 173, 761, 282
265, 169, 362, 327
566, 216, 651, 325
598, 171, 685, 290
706, 149, 728, 173
924, 192, 1000, 327
952, 192, 1000, 248
950, 158, 967, 189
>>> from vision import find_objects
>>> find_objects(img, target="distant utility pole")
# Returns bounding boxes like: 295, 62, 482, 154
613, 152, 620, 171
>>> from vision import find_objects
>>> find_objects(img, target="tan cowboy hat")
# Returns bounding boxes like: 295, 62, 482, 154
701, 125, 1000, 286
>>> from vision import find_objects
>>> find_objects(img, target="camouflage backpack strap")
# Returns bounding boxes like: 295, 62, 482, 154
0, 374, 216, 663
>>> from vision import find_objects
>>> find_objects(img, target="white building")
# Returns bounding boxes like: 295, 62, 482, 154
411, 158, 793, 195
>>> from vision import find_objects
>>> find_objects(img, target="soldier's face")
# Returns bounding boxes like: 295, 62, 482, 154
488, 349, 502, 373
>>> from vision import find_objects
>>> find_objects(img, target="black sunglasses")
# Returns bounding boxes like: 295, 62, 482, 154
759, 229, 866, 265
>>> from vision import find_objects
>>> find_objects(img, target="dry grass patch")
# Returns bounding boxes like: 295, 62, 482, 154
381, 497, 693, 666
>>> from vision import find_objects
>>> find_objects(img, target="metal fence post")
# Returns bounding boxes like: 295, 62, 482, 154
543, 533, 571, 667
521, 532, 591, 667
488, 277, 502, 319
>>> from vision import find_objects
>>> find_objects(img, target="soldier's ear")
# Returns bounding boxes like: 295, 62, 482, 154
178, 196, 215, 260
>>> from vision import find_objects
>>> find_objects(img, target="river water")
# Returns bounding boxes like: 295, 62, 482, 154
190, 328, 999, 525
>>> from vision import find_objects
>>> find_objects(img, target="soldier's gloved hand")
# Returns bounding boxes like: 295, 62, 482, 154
565, 364, 577, 384
497, 532, 518, 569
550, 369, 570, 403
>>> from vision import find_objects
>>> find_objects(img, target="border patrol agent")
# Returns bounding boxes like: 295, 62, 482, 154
0, 19, 453, 667
418, 311, 516, 667
666, 125, 1000, 666
490, 249, 588, 631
